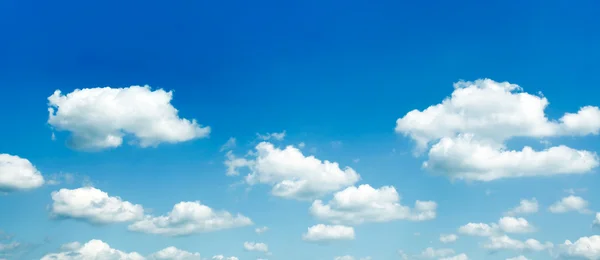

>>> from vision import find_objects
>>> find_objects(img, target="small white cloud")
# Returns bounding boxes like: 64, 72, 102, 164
59, 242, 81, 251
243, 242, 268, 253
255, 226, 269, 234
440, 234, 458, 244
50, 187, 144, 224
458, 223, 496, 237
506, 256, 529, 260
594, 212, 600, 227
220, 137, 237, 152
302, 224, 355, 242
149, 247, 201, 260
310, 184, 436, 225
483, 235, 552, 252
224, 151, 253, 176
458, 217, 534, 237
505, 198, 538, 216
256, 131, 286, 141
548, 195, 592, 214
557, 235, 600, 260
0, 154, 45, 192
211, 255, 238, 260
298, 142, 306, 148
47, 86, 210, 151
440, 253, 468, 260
128, 201, 252, 236
41, 239, 145, 260
497, 217, 535, 233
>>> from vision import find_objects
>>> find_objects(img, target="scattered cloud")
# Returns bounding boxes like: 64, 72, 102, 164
50, 187, 144, 224
505, 198, 539, 216
226, 142, 360, 200
458, 217, 534, 236
302, 224, 355, 242
256, 131, 286, 141
128, 201, 252, 236
47, 86, 210, 151
211, 255, 238, 260
440, 253, 468, 260
440, 234, 458, 244
594, 213, 600, 227
224, 151, 253, 176
243, 242, 268, 253
0, 154, 44, 192
149, 247, 201, 260
395, 79, 600, 181
41, 239, 145, 260
255, 226, 269, 234
548, 195, 592, 214
483, 235, 552, 252
220, 137, 237, 152
310, 184, 436, 225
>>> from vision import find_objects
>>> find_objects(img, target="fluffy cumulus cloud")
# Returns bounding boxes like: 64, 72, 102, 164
310, 184, 437, 225
395, 79, 600, 181
505, 198, 539, 216
557, 235, 600, 260
47, 86, 210, 151
418, 247, 455, 258
302, 224, 355, 242
226, 142, 360, 200
549, 195, 592, 214
440, 254, 468, 260
128, 201, 252, 236
483, 235, 553, 252
50, 187, 144, 224
243, 242, 268, 253
440, 234, 458, 244
41, 239, 144, 260
0, 154, 44, 192
458, 217, 535, 236
149, 247, 200, 260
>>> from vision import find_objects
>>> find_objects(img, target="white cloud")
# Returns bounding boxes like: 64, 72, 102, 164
149, 247, 201, 260
41, 239, 145, 260
440, 253, 468, 260
558, 235, 600, 260
395, 79, 600, 181
227, 142, 360, 200
128, 201, 252, 236
505, 198, 539, 216
506, 256, 529, 260
255, 226, 269, 234
211, 255, 238, 260
220, 137, 237, 152
418, 247, 455, 258
594, 212, 600, 227
47, 86, 210, 151
224, 151, 253, 176
440, 234, 458, 244
423, 134, 598, 182
548, 195, 592, 214
50, 187, 144, 224
256, 131, 286, 141
0, 154, 44, 192
243, 242, 268, 253
458, 217, 534, 237
310, 184, 437, 225
397, 250, 409, 260
483, 235, 552, 252
302, 224, 355, 242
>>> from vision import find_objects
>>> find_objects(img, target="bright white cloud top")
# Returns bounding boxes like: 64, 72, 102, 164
41, 239, 145, 260
310, 184, 436, 225
395, 79, 600, 181
0, 154, 45, 192
128, 201, 252, 236
50, 187, 144, 224
47, 86, 210, 151
302, 224, 355, 242
149, 247, 201, 260
226, 142, 360, 200
557, 235, 600, 259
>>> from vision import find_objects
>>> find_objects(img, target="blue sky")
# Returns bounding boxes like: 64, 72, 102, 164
1, 0, 600, 260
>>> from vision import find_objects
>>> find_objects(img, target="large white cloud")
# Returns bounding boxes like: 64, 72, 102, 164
149, 247, 201, 260
50, 187, 144, 224
226, 142, 360, 200
505, 198, 539, 216
557, 235, 600, 260
0, 154, 44, 192
128, 201, 252, 236
458, 217, 534, 236
395, 79, 600, 181
549, 195, 592, 214
243, 242, 268, 253
310, 184, 437, 225
302, 224, 355, 242
41, 239, 145, 260
47, 86, 210, 151
483, 235, 552, 252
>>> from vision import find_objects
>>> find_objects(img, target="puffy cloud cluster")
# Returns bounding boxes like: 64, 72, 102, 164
548, 195, 592, 214
395, 79, 600, 181
225, 142, 360, 200
41, 240, 202, 260
149, 247, 201, 260
302, 224, 355, 242
128, 201, 252, 236
47, 86, 210, 151
483, 235, 552, 252
458, 217, 535, 238
557, 235, 600, 260
243, 242, 268, 253
50, 187, 144, 224
0, 154, 44, 192
310, 184, 437, 225
505, 198, 539, 216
